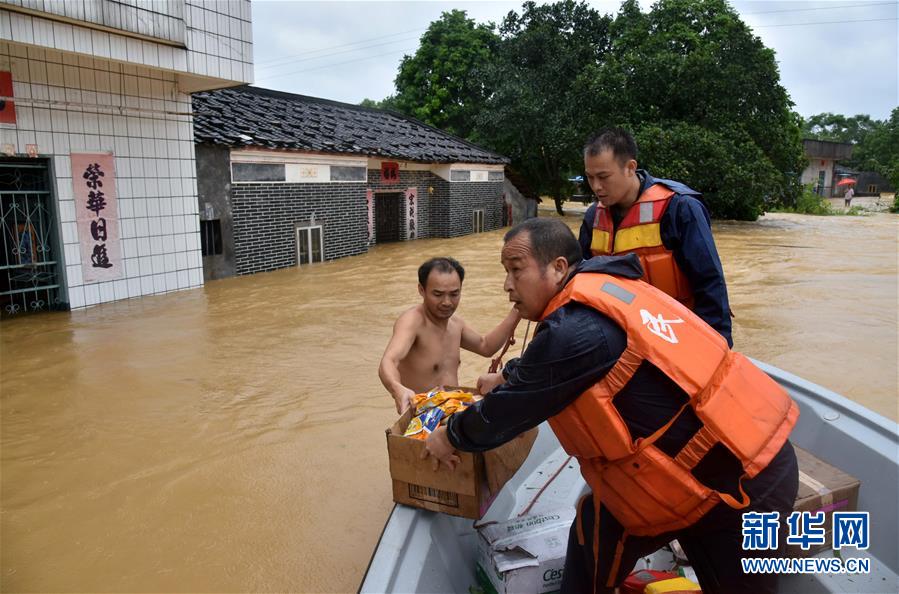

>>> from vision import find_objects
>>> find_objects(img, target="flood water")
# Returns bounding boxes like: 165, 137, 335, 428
1, 211, 896, 592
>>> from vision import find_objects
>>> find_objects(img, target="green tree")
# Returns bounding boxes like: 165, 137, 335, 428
392, 10, 498, 139
802, 113, 879, 145
359, 96, 399, 111
582, 0, 804, 219
476, 1, 612, 214
851, 108, 899, 182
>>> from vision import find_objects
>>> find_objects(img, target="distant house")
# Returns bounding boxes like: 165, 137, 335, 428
854, 171, 894, 196
801, 139, 853, 197
832, 165, 894, 198
192, 86, 510, 280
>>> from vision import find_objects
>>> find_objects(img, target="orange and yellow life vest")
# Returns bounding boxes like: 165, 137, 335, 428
541, 272, 798, 538
590, 184, 693, 307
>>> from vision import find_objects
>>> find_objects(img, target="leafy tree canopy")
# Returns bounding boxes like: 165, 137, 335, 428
391, 0, 808, 219
392, 10, 498, 139
359, 96, 399, 111
475, 0, 612, 213
581, 0, 805, 219
802, 113, 879, 144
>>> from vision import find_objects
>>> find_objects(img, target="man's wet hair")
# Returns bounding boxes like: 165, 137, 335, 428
418, 257, 465, 287
504, 219, 583, 268
583, 127, 638, 165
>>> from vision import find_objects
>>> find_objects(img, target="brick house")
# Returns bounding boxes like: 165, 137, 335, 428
191, 86, 509, 279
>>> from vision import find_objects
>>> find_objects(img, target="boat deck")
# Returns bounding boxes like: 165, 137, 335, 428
360, 363, 899, 594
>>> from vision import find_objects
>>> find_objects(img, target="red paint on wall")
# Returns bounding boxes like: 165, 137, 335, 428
0, 71, 16, 125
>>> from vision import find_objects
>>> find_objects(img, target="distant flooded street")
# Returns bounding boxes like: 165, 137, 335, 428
1, 210, 896, 592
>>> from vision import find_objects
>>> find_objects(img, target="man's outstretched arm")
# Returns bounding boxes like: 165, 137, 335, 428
459, 308, 521, 357
378, 311, 419, 414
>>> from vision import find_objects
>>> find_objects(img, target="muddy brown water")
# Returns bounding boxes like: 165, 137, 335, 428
1, 211, 896, 592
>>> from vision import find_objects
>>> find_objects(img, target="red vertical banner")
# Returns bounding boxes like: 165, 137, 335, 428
0, 71, 16, 125
405, 187, 417, 240
366, 188, 374, 242
71, 153, 123, 282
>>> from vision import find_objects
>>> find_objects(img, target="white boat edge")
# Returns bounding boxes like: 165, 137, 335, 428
359, 361, 899, 594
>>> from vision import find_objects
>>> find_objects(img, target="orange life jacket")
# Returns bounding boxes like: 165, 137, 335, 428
590, 184, 693, 307
541, 272, 798, 539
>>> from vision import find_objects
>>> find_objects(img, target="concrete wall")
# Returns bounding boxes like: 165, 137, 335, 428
503, 178, 536, 226
195, 143, 234, 279
801, 158, 834, 186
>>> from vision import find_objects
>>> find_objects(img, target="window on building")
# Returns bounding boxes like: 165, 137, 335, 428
816, 170, 826, 195
867, 184, 877, 193
451, 170, 471, 182
330, 165, 366, 181
297, 225, 324, 265
473, 209, 484, 233
201, 220, 222, 256
232, 162, 286, 182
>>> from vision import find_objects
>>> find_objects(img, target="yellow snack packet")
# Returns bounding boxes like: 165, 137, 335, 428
413, 388, 475, 415
403, 415, 424, 438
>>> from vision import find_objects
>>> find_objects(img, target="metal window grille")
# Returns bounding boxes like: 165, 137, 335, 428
200, 219, 222, 256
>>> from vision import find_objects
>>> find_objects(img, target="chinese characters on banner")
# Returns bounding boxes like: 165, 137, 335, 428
71, 153, 123, 282
405, 187, 417, 240
366, 188, 374, 242
381, 161, 399, 184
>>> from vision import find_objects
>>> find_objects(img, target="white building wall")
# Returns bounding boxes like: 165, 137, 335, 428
0, 0, 251, 311
0, 1, 253, 90
3, 0, 188, 45
184, 0, 253, 86
1, 41, 203, 308
800, 158, 837, 195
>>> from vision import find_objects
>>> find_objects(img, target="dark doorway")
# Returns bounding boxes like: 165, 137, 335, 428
375, 192, 403, 243
1, 158, 63, 317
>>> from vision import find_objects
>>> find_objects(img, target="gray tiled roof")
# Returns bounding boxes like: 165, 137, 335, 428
192, 86, 508, 165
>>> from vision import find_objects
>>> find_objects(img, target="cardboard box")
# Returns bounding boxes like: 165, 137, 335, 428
475, 509, 574, 594
786, 446, 861, 557
386, 405, 537, 519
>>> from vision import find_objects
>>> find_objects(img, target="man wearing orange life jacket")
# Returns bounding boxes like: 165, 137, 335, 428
578, 128, 733, 346
424, 219, 799, 594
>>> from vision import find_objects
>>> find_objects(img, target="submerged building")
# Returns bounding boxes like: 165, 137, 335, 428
191, 86, 509, 280
0, 0, 253, 315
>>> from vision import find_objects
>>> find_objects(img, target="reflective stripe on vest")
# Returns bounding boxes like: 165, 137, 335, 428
540, 273, 798, 535
590, 184, 693, 305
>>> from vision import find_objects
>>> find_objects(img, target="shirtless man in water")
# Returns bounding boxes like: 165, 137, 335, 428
379, 257, 520, 414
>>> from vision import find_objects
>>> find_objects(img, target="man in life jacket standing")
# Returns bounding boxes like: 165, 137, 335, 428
379, 257, 520, 414
579, 128, 733, 346
424, 219, 799, 594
